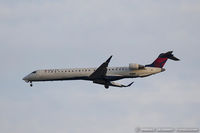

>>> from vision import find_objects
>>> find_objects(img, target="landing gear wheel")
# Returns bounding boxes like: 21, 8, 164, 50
30, 81, 33, 87
104, 85, 109, 89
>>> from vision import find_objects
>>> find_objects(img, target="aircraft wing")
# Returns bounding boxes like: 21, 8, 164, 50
89, 56, 112, 79
93, 80, 134, 88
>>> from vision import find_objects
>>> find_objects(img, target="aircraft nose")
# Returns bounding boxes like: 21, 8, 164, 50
23, 75, 30, 82
161, 68, 166, 72
23, 76, 27, 80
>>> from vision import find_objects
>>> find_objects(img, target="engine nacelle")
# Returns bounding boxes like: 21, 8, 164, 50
129, 63, 144, 70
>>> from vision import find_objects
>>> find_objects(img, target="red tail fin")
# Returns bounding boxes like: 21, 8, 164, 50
145, 51, 179, 68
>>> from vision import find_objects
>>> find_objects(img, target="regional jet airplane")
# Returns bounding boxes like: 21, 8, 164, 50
23, 51, 179, 88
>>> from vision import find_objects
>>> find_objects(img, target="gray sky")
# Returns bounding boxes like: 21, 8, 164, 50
0, 0, 200, 133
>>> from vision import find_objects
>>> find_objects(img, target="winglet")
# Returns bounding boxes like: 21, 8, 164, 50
126, 82, 134, 87
89, 55, 113, 79
106, 55, 113, 63
121, 81, 134, 87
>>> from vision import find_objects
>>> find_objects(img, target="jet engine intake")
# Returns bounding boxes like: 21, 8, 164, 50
129, 63, 144, 70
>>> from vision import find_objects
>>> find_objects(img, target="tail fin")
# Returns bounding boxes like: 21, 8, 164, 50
145, 51, 180, 68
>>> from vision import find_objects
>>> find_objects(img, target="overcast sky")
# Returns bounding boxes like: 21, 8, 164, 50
0, 0, 200, 133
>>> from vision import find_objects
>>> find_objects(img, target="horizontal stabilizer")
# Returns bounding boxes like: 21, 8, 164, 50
161, 51, 180, 61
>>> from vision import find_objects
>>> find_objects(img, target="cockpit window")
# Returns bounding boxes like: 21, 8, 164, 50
32, 71, 37, 74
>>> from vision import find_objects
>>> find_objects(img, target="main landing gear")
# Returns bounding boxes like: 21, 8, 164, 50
104, 85, 109, 89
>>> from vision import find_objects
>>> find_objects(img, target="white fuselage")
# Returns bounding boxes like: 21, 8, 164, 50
23, 66, 164, 82
23, 51, 178, 88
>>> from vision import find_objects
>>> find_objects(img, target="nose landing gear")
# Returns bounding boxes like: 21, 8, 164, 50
30, 81, 33, 87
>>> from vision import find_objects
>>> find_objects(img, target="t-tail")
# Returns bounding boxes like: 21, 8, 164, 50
145, 51, 180, 68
